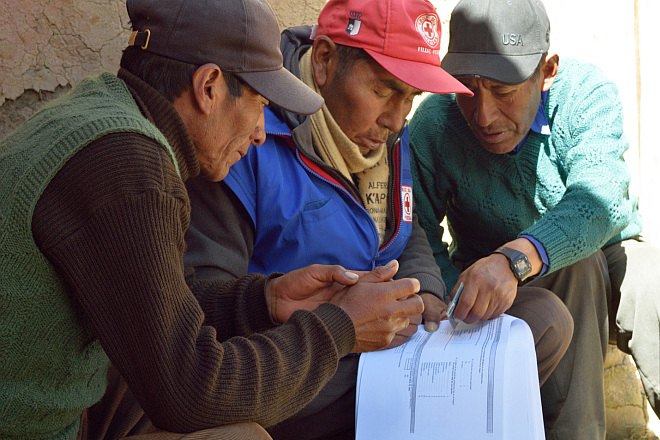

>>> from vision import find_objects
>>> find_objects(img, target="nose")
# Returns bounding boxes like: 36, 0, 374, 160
377, 98, 410, 133
474, 90, 500, 128
250, 111, 267, 146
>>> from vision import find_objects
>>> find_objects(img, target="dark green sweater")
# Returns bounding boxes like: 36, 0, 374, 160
0, 72, 176, 440
410, 59, 643, 290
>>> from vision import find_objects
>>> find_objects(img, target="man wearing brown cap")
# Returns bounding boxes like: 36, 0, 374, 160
0, 0, 429, 439
184, 0, 574, 438
410, 0, 660, 438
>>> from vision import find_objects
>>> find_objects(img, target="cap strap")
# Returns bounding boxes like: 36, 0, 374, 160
128, 30, 150, 50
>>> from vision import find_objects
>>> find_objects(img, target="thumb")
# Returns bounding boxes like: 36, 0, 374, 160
273, 264, 359, 297
308, 264, 360, 287
420, 294, 447, 332
358, 260, 399, 283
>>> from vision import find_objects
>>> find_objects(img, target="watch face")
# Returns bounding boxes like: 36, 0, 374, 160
494, 247, 532, 281
514, 258, 531, 273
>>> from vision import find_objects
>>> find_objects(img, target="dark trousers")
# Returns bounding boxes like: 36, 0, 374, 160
79, 365, 272, 440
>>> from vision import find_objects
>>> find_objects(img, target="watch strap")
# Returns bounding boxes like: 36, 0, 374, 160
493, 246, 532, 281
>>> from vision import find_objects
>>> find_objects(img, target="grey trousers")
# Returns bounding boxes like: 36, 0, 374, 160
604, 238, 660, 420
529, 237, 660, 440
119, 424, 272, 440
527, 250, 611, 440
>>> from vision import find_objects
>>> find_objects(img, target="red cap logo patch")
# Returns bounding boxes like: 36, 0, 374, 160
415, 13, 440, 48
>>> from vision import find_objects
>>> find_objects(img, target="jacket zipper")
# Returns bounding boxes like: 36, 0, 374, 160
272, 125, 406, 256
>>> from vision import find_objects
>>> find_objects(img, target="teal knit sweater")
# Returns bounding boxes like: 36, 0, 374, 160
410, 59, 642, 290
0, 73, 176, 440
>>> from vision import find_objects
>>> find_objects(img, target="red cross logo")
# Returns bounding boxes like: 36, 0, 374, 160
423, 21, 434, 39
402, 186, 413, 223
415, 14, 439, 48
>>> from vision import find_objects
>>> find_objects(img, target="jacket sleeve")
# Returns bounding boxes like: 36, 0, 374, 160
395, 213, 447, 302
184, 176, 255, 282
409, 116, 462, 292
32, 133, 355, 433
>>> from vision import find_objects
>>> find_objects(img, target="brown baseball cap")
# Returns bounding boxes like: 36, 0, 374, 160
126, 0, 323, 115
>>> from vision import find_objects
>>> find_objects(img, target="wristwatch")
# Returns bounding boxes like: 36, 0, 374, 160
493, 246, 532, 282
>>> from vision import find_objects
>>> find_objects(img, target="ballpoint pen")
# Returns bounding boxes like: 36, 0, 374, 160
447, 282, 464, 329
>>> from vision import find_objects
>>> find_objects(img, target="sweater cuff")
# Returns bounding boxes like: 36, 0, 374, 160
240, 273, 280, 332
311, 303, 356, 358
413, 272, 448, 303
522, 224, 572, 273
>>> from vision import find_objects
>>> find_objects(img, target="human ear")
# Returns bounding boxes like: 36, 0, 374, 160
311, 36, 338, 88
191, 63, 225, 115
541, 53, 559, 92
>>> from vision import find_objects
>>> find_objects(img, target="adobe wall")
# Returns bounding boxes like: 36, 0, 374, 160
0, 0, 327, 138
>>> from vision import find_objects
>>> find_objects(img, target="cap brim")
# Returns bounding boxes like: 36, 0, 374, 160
237, 67, 323, 115
441, 52, 544, 85
365, 49, 472, 96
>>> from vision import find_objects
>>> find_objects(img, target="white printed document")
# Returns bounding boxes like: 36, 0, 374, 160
355, 314, 544, 440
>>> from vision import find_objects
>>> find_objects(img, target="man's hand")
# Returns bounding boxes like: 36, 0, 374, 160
329, 260, 424, 352
451, 254, 518, 324
386, 313, 422, 349
265, 260, 424, 352
420, 293, 448, 332
265, 264, 361, 324
386, 292, 449, 347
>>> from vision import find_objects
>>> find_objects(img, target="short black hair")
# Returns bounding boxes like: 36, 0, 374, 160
334, 44, 375, 79
120, 47, 245, 102
531, 53, 549, 81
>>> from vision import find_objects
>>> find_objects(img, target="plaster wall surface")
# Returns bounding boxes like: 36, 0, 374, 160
0, 0, 326, 138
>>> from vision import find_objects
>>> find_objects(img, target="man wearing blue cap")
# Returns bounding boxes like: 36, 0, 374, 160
0, 0, 427, 439
410, 0, 660, 438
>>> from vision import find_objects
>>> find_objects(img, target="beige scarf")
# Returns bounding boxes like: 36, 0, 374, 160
299, 50, 390, 243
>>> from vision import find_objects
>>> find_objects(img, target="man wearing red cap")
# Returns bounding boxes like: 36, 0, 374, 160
184, 0, 573, 438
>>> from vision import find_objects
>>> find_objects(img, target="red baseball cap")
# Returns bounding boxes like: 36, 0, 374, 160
315, 0, 472, 95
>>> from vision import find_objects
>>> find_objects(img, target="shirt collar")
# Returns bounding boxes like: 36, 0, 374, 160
509, 90, 550, 154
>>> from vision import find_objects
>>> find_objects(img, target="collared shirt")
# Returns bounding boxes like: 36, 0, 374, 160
509, 90, 550, 154
510, 91, 551, 276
